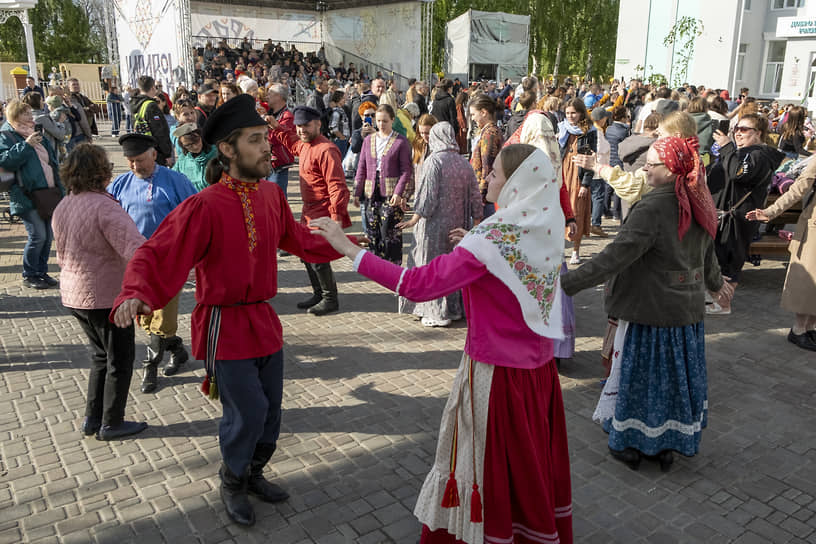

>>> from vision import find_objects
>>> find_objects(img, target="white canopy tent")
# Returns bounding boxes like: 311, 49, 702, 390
445, 9, 530, 83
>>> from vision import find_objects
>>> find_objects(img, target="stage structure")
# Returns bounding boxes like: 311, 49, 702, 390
112, 0, 433, 90
445, 9, 530, 83
113, 0, 195, 92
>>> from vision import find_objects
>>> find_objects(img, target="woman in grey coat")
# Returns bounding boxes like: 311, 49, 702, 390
396, 122, 483, 326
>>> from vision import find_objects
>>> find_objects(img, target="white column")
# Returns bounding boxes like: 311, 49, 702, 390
21, 9, 37, 82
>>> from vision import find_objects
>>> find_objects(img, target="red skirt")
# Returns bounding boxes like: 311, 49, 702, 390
420, 361, 573, 544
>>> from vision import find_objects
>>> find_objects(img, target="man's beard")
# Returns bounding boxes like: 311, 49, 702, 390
298, 131, 317, 143
233, 150, 271, 181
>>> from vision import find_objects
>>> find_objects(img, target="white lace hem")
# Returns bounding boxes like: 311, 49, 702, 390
611, 400, 709, 437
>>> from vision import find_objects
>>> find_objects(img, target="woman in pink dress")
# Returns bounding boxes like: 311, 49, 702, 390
310, 143, 573, 544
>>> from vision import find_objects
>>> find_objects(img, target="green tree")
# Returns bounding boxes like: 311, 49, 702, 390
0, 0, 105, 68
433, 0, 620, 83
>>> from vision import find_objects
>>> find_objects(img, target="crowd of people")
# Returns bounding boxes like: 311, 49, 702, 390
1, 40, 815, 543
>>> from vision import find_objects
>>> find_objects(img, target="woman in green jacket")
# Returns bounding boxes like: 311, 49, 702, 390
171, 123, 216, 192
0, 99, 64, 289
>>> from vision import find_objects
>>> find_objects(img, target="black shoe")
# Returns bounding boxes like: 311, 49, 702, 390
247, 442, 289, 503
220, 464, 255, 526
248, 476, 289, 503
296, 294, 322, 309
808, 330, 816, 343
22, 276, 49, 289
81, 417, 101, 437
141, 364, 159, 393
40, 273, 59, 287
307, 298, 339, 316
96, 420, 148, 440
609, 447, 641, 470
788, 330, 816, 352
163, 336, 189, 376
658, 450, 674, 473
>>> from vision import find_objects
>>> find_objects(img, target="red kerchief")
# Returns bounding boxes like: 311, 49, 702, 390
653, 136, 718, 240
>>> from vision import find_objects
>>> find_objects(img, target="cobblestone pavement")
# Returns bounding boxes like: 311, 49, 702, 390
1, 132, 815, 543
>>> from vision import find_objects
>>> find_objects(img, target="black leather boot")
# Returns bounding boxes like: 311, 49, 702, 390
163, 336, 189, 376
247, 443, 289, 503
297, 264, 323, 309
140, 333, 163, 393
307, 263, 339, 316
219, 464, 255, 526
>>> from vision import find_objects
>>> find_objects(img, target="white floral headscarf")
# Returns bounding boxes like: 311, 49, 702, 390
459, 147, 565, 338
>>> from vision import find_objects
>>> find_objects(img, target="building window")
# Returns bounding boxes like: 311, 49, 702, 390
737, 44, 747, 81
772, 0, 805, 9
744, 0, 751, 9
763, 41, 786, 94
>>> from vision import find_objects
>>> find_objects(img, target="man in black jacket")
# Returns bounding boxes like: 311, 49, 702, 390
130, 76, 173, 166
430, 78, 458, 134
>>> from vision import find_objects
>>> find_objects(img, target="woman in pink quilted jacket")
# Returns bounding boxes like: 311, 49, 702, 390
52, 144, 149, 441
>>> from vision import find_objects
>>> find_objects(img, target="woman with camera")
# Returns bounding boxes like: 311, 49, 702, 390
353, 104, 412, 264
0, 98, 64, 289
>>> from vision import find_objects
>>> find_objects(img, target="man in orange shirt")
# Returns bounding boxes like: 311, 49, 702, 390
267, 106, 351, 315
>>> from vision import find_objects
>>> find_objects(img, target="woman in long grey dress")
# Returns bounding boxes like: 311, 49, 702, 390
397, 122, 483, 326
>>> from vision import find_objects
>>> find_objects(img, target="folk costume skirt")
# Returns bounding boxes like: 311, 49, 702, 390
602, 321, 708, 457
361, 177, 404, 265
416, 354, 573, 544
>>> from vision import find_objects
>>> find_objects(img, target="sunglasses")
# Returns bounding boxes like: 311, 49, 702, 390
734, 125, 757, 133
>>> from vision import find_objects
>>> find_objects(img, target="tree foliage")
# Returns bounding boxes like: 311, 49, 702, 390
433, 0, 620, 82
0, 0, 105, 69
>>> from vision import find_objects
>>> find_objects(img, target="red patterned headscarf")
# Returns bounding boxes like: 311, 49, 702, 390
652, 136, 718, 240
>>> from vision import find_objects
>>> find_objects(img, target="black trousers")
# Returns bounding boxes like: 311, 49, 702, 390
216, 351, 284, 475
70, 308, 135, 426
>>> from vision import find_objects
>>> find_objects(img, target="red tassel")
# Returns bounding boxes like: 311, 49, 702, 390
201, 376, 210, 395
470, 484, 483, 523
440, 472, 460, 508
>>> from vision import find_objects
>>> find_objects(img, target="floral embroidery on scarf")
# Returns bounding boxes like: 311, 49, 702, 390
220, 173, 259, 253
472, 222, 559, 321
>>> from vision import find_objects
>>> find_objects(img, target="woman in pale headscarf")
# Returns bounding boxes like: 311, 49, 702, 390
397, 122, 483, 327
516, 112, 576, 361
310, 144, 573, 544
562, 137, 733, 472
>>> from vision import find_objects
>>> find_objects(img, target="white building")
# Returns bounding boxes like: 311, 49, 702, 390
614, 0, 816, 108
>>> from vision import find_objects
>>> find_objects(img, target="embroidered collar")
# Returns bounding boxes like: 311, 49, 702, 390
370, 131, 397, 159
220, 173, 259, 253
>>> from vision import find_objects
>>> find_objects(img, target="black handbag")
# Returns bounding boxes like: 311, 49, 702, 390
27, 187, 62, 221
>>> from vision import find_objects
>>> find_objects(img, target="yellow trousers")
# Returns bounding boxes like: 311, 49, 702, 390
140, 292, 180, 338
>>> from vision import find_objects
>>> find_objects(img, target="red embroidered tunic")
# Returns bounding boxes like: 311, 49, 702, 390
269, 127, 352, 228
111, 178, 346, 360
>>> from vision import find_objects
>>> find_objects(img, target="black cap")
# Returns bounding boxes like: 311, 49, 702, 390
198, 82, 218, 95
202, 94, 266, 145
655, 99, 680, 116
118, 133, 157, 157
293, 106, 321, 126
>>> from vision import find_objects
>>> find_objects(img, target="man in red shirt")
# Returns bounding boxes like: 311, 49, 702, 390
268, 105, 351, 315
111, 95, 358, 526
265, 82, 294, 195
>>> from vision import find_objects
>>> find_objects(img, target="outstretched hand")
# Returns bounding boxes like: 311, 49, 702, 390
745, 208, 770, 222
449, 227, 468, 245
714, 276, 735, 307
113, 298, 151, 328
309, 217, 363, 259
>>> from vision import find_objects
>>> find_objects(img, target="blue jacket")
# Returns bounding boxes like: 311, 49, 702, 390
605, 122, 631, 168
0, 122, 63, 216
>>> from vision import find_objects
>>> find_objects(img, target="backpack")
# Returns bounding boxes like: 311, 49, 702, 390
134, 99, 155, 136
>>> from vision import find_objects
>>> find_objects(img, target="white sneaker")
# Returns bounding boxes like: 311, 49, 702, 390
421, 317, 452, 327
705, 302, 731, 315
569, 253, 581, 265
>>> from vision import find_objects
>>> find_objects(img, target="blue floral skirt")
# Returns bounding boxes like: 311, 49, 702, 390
602, 321, 707, 457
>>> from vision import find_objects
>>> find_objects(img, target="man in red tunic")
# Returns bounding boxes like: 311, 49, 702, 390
267, 105, 351, 315
111, 95, 356, 526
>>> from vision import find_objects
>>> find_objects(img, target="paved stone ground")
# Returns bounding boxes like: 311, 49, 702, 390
1, 129, 815, 543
